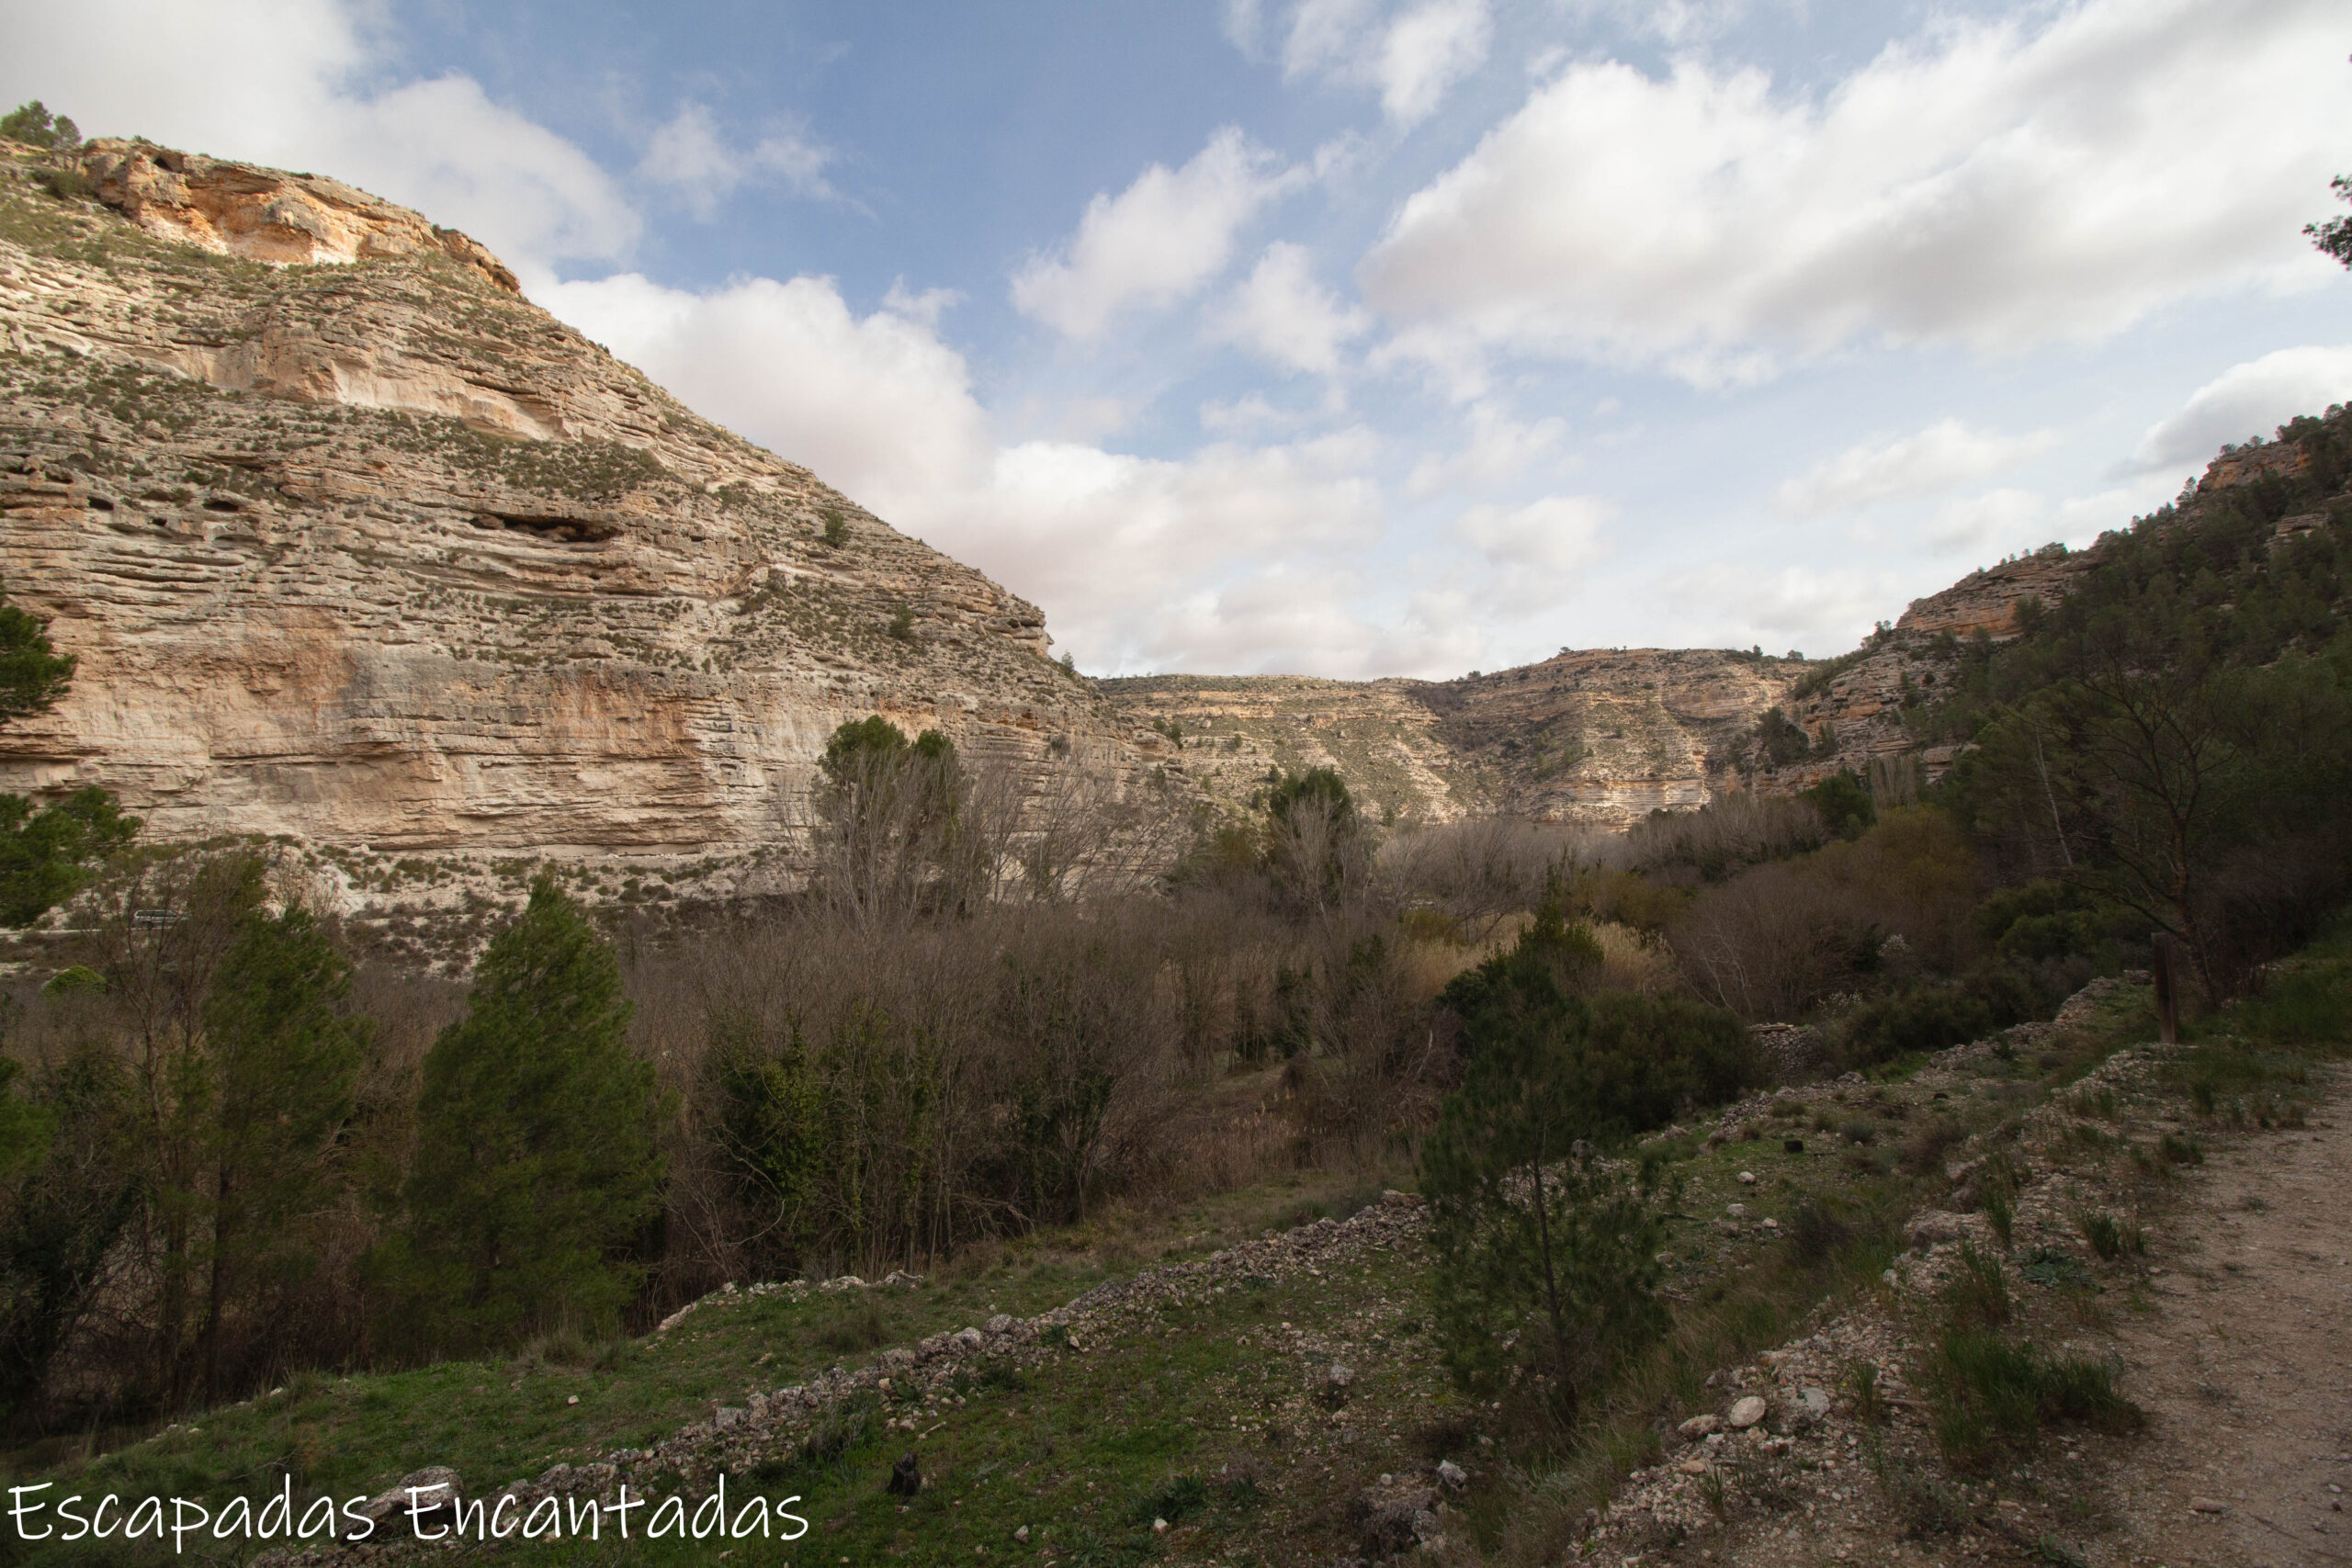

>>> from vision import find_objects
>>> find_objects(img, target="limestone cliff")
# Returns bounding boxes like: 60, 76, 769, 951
0, 136, 1145, 897
1103, 648, 1802, 830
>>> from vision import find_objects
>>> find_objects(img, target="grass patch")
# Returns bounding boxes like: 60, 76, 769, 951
2076, 1212, 2144, 1260
1924, 1332, 2143, 1472
1944, 1243, 2011, 1328
2016, 1247, 2093, 1291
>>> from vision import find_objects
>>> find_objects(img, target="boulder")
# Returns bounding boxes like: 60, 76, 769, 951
346, 1467, 459, 1540
1350, 1481, 1442, 1558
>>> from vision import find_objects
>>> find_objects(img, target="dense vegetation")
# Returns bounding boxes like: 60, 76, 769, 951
1927, 409, 2352, 990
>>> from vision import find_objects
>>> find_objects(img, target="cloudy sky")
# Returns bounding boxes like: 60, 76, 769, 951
6, 0, 2348, 677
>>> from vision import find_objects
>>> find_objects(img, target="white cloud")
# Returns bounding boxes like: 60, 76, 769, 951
1455, 495, 1610, 573
636, 102, 835, 219
1200, 393, 1292, 435
1776, 418, 2057, 517
541, 266, 1416, 672
1274, 0, 1493, 128
880, 280, 963, 328
541, 272, 991, 521
1405, 400, 1568, 497
1053, 397, 1137, 442
2049, 476, 2177, 544
1011, 129, 1300, 340
1663, 561, 1905, 653
938, 429, 1416, 674
1560, 0, 1752, 48
1208, 243, 1370, 374
1371, 0, 1494, 125
1362, 0, 2352, 383
2129, 345, 2352, 472
1923, 488, 2047, 556
1223, 0, 1270, 52
0, 0, 638, 283
337, 77, 639, 278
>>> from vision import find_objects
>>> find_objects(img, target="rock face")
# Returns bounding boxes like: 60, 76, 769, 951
80, 139, 520, 293
1104, 648, 1802, 829
0, 137, 1144, 889
1742, 546, 2102, 796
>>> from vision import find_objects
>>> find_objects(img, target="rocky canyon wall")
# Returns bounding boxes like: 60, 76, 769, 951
0, 138, 1148, 899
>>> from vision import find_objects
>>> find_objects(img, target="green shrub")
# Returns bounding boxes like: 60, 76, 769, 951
38, 964, 106, 996
2077, 1212, 2143, 1259
1983, 1189, 2014, 1247
1442, 910, 1756, 1132
0, 101, 79, 151
1833, 985, 1995, 1069
1576, 991, 1760, 1131
1130, 1474, 1208, 1527
1785, 1197, 1852, 1270
1802, 770, 1876, 840
1974, 880, 2099, 962
1756, 707, 1811, 767
2017, 1247, 2092, 1290
1419, 999, 1677, 1419
2229, 961, 2352, 1047
37, 166, 95, 201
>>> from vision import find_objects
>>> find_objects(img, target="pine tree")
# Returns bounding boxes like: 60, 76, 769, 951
1419, 1021, 1673, 1424
197, 906, 365, 1401
0, 579, 135, 926
0, 583, 75, 724
1419, 908, 1681, 1423
400, 878, 664, 1352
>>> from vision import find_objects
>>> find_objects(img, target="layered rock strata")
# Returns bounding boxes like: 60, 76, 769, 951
0, 138, 1144, 890
1104, 649, 1800, 830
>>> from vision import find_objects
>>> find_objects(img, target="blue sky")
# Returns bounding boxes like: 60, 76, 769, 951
6, 0, 2349, 677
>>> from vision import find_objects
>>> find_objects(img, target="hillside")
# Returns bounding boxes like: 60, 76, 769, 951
30, 953, 2350, 1567
1107, 425, 2346, 831
0, 136, 1150, 904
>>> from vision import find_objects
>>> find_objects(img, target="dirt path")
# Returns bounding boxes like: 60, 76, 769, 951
2105, 1081, 2352, 1567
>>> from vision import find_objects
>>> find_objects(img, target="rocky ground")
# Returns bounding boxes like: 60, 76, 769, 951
1591, 990, 2347, 1568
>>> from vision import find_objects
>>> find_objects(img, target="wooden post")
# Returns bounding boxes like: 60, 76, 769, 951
2153, 934, 2181, 1045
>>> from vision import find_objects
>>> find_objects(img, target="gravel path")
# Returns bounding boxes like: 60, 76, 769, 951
2106, 1083, 2352, 1567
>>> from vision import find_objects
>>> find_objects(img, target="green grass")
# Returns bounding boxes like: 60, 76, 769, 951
1925, 1330, 2141, 1472
7, 1168, 1418, 1564
383, 1253, 1437, 1565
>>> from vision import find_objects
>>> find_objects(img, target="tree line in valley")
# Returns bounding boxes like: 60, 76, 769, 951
0, 400, 2346, 1452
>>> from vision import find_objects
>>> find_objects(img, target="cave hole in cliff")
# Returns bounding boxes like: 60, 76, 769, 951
471, 512, 622, 545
